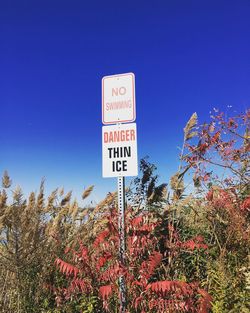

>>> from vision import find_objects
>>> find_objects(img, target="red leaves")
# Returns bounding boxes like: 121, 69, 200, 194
49, 110, 250, 313
97, 252, 112, 270
206, 190, 213, 201
93, 230, 110, 247
133, 223, 156, 235
130, 215, 143, 227
99, 262, 120, 282
128, 212, 159, 258
134, 295, 143, 309
198, 288, 213, 313
79, 243, 89, 261
70, 278, 92, 293
99, 284, 113, 300
147, 280, 173, 294
181, 236, 208, 251
227, 118, 238, 129
99, 285, 114, 311
198, 143, 209, 155
55, 258, 79, 277
206, 188, 232, 209
146, 281, 212, 313
184, 110, 249, 193
241, 197, 250, 212
53, 208, 212, 312
147, 280, 193, 296
167, 224, 208, 252
211, 131, 220, 144
139, 251, 162, 280
148, 251, 162, 276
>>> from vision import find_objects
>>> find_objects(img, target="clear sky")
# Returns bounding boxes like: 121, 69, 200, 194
1, 0, 250, 203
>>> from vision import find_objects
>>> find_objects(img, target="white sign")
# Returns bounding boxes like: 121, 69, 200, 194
102, 123, 138, 177
102, 73, 136, 124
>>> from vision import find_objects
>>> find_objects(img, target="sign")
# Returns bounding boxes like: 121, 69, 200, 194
102, 72, 136, 124
101, 73, 137, 312
102, 123, 138, 177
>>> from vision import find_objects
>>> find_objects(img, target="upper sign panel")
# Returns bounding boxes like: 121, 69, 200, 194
102, 73, 136, 124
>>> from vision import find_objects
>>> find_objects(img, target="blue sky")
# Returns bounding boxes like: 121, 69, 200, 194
1, 0, 250, 203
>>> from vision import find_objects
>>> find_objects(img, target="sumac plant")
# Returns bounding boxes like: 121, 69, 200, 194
50, 109, 250, 312
53, 206, 211, 312
183, 109, 250, 250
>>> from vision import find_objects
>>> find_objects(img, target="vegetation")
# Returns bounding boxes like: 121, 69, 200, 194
0, 109, 249, 312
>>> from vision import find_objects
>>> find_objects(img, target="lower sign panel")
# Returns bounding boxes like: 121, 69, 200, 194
102, 123, 138, 177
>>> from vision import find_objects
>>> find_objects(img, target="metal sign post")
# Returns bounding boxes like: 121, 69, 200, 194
102, 73, 137, 313
117, 176, 126, 313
